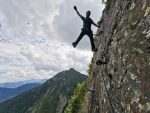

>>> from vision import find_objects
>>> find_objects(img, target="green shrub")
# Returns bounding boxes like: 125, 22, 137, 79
64, 82, 86, 113
64, 61, 93, 113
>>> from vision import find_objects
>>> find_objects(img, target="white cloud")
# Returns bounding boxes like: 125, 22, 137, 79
0, 0, 104, 83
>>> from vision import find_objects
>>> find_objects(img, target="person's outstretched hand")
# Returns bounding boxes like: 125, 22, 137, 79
74, 6, 77, 11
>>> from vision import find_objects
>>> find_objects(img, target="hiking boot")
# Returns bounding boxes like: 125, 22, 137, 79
72, 42, 77, 48
92, 48, 98, 52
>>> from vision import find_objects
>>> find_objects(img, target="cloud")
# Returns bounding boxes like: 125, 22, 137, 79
0, 0, 104, 83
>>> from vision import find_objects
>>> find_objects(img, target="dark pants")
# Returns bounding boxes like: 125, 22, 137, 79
74, 29, 96, 50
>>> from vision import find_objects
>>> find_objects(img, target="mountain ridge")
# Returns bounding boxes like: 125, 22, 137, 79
0, 68, 87, 113
0, 79, 47, 88
0, 83, 40, 102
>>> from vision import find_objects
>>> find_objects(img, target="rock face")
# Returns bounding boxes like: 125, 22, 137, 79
82, 0, 150, 113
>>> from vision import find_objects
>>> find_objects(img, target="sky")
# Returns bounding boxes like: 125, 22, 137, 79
0, 0, 104, 83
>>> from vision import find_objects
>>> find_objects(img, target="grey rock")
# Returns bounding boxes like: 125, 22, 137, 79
80, 0, 150, 113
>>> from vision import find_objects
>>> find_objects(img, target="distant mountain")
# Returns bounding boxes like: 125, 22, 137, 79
0, 79, 47, 88
0, 83, 41, 102
0, 68, 87, 113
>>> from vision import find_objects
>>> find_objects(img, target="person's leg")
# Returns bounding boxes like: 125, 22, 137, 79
72, 31, 85, 48
87, 32, 97, 51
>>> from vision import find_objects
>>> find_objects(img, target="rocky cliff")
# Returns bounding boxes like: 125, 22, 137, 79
81, 0, 150, 113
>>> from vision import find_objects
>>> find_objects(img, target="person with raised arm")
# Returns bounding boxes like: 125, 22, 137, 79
72, 6, 100, 52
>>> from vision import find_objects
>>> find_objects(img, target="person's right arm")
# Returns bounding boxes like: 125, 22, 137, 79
74, 6, 84, 20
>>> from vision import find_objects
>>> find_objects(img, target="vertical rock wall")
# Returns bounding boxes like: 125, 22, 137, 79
82, 0, 150, 113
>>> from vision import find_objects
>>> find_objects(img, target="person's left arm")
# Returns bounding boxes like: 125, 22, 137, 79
92, 19, 100, 28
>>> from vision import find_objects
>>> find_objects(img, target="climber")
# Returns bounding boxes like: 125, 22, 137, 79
72, 6, 100, 52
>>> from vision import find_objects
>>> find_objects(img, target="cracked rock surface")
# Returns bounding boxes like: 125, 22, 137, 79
81, 0, 150, 113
